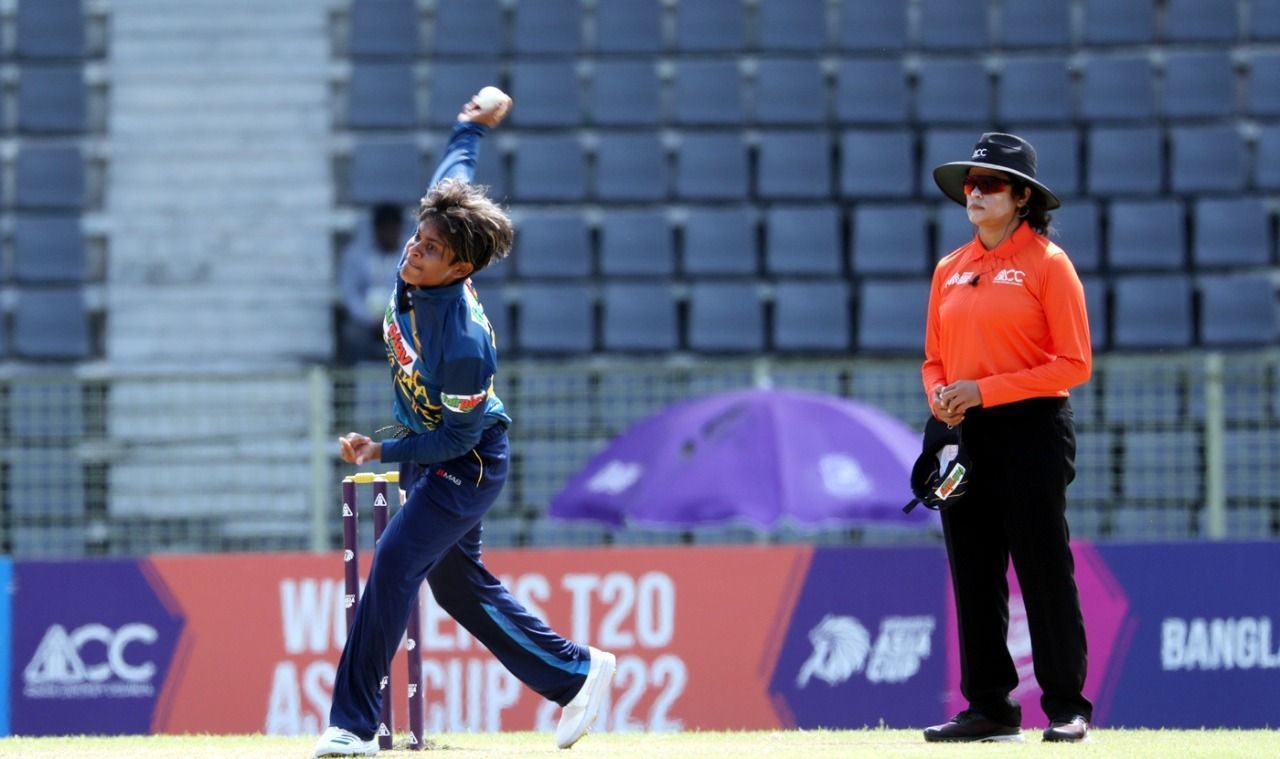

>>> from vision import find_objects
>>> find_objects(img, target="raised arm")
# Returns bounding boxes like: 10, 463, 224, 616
428, 86, 513, 189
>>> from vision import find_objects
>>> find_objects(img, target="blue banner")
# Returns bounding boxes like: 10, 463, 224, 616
0, 558, 12, 736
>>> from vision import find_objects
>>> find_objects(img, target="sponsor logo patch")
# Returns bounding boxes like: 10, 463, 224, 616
441, 390, 486, 414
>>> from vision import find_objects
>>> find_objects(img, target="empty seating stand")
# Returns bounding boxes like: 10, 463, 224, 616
676, 132, 748, 200
765, 205, 842, 275
347, 139, 425, 204
516, 283, 593, 353
590, 61, 661, 126
682, 206, 757, 276
349, 0, 417, 59
841, 129, 914, 198
513, 0, 581, 56
346, 62, 416, 129
774, 281, 850, 352
857, 279, 929, 353
16, 145, 85, 210
675, 0, 746, 52
18, 65, 87, 134
599, 210, 675, 277
16, 0, 86, 59
594, 132, 667, 202
13, 288, 90, 360
594, 0, 663, 54
838, 0, 907, 51
13, 215, 86, 283
688, 281, 764, 352
431, 0, 503, 57
758, 0, 826, 52
513, 210, 591, 278
602, 283, 678, 351
997, 0, 1072, 48
754, 58, 827, 126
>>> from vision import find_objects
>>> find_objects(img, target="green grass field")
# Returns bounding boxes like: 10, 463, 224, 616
0, 730, 1277, 758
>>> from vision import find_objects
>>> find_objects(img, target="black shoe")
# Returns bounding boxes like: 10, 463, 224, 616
923, 711, 1024, 743
1043, 716, 1090, 743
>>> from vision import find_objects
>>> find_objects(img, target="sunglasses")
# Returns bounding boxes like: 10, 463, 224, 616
963, 175, 1010, 195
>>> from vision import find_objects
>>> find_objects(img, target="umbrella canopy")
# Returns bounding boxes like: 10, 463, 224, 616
549, 388, 928, 529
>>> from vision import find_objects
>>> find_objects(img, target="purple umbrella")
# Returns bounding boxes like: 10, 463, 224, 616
549, 388, 929, 529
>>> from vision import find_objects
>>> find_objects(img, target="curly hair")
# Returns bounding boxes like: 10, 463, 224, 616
418, 178, 514, 273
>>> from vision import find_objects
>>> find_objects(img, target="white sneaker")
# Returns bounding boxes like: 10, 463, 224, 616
554, 646, 617, 749
313, 726, 378, 757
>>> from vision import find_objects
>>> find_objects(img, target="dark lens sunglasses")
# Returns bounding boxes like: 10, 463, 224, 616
963, 175, 1010, 195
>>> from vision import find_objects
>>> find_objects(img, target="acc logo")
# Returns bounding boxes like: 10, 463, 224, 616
796, 614, 935, 688
992, 268, 1025, 286
23, 623, 160, 699
972, 148, 988, 159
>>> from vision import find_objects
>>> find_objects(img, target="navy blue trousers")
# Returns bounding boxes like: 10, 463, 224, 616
329, 425, 589, 740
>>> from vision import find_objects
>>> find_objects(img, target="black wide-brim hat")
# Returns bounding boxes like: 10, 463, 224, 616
933, 132, 1061, 211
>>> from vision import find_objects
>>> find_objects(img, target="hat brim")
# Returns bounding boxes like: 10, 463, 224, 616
932, 161, 1061, 211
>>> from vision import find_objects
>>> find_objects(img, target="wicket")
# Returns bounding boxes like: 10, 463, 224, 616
342, 471, 425, 751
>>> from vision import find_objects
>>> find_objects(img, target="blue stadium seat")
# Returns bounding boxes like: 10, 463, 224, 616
1223, 430, 1280, 500
350, 0, 417, 59
757, 130, 832, 200
1069, 430, 1114, 502
765, 205, 842, 275
510, 61, 580, 127
513, 0, 581, 55
673, 60, 745, 125
1255, 0, 1280, 39
852, 204, 929, 275
688, 281, 764, 352
590, 61, 661, 126
602, 283, 678, 351
935, 202, 974, 259
998, 56, 1073, 123
1087, 126, 1162, 196
427, 61, 502, 126
1080, 55, 1156, 121
16, 0, 85, 59
1165, 0, 1239, 42
473, 137, 507, 201
1171, 125, 1246, 194
594, 132, 667, 202
1257, 124, 1280, 190
838, 0, 907, 51
835, 59, 908, 124
511, 135, 587, 201
348, 139, 424, 205
918, 0, 988, 50
13, 215, 85, 283
347, 62, 416, 129
1246, 53, 1280, 117
1050, 201, 1101, 273
1109, 506, 1196, 539
675, 0, 746, 52
1199, 274, 1279, 347
6, 378, 85, 439
1079, 275, 1109, 350
513, 210, 590, 278
8, 449, 86, 519
18, 66, 86, 134
857, 279, 929, 353
1164, 52, 1236, 119
916, 59, 991, 125
599, 209, 674, 277
754, 58, 827, 125
13, 287, 90, 359
473, 284, 509, 348
759, 0, 826, 51
683, 207, 757, 275
431, 0, 503, 56
840, 129, 914, 198
1082, 0, 1155, 45
516, 283, 594, 354
1192, 198, 1270, 269
1121, 430, 1201, 502
1107, 199, 1185, 271
16, 145, 85, 210
997, 0, 1071, 47
1112, 274, 1193, 348
1010, 127, 1079, 199
595, 0, 663, 53
774, 281, 851, 352
676, 132, 748, 200
920, 128, 979, 199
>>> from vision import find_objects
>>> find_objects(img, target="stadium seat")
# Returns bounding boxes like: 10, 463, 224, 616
1120, 430, 1201, 502
773, 281, 851, 352
835, 59, 908, 124
765, 205, 842, 275
1165, 0, 1238, 42
754, 58, 827, 125
13, 215, 85, 283
857, 279, 929, 353
1050, 200, 1101, 273
474, 285, 510, 349
346, 62, 416, 130
1109, 507, 1195, 539
840, 129, 914, 198
852, 204, 929, 275
1101, 362, 1183, 424
997, 0, 1071, 47
1257, 124, 1280, 190
349, 0, 417, 59
8, 449, 86, 519
516, 283, 594, 353
918, 0, 989, 49
15, 0, 85, 59
675, 131, 749, 200
1082, 0, 1155, 45
683, 207, 757, 275
1079, 275, 1109, 350
688, 281, 764, 352
473, 138, 508, 200
1009, 127, 1079, 199
1254, 0, 1280, 39
1171, 125, 1246, 194
512, 210, 591, 278
935, 202, 974, 259
759, 0, 826, 51
508, 373, 596, 436
1192, 198, 1270, 269
838, 0, 907, 51
427, 61, 502, 127
1199, 274, 1279, 347
1164, 52, 1237, 120
675, 0, 746, 52
1112, 274, 1194, 349
511, 135, 587, 201
1246, 53, 1280, 117
16, 145, 85, 210
915, 59, 991, 125
18, 65, 87, 134
431, 0, 503, 56
7, 377, 85, 439
997, 56, 1073, 123
594, 132, 667, 202
1069, 430, 1114, 502
602, 283, 678, 351
1107, 199, 1185, 271
347, 139, 424, 205
1080, 55, 1156, 121
599, 210, 674, 277
1087, 126, 1162, 196
757, 130, 832, 200
1223, 430, 1280, 500
13, 287, 90, 359
594, 0, 663, 53
920, 128, 980, 199
673, 60, 746, 125
510, 61, 580, 127
513, 0, 581, 55
590, 61, 661, 126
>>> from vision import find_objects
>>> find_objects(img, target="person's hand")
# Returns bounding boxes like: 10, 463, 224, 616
937, 380, 983, 424
458, 87, 512, 128
932, 385, 966, 426
338, 432, 382, 465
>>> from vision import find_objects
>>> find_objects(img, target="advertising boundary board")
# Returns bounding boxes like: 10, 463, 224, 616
0, 558, 10, 736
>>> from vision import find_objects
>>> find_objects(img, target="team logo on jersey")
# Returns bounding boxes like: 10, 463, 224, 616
384, 316, 419, 376
992, 268, 1025, 286
441, 390, 487, 413
944, 271, 976, 288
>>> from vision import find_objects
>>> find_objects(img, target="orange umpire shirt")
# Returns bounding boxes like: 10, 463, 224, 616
922, 222, 1092, 415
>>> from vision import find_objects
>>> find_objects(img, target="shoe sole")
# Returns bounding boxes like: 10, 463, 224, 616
924, 733, 1025, 743
559, 653, 617, 749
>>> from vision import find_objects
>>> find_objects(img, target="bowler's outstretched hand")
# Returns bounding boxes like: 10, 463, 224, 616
459, 86, 512, 127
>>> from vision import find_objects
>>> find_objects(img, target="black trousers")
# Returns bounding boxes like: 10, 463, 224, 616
940, 397, 1092, 725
